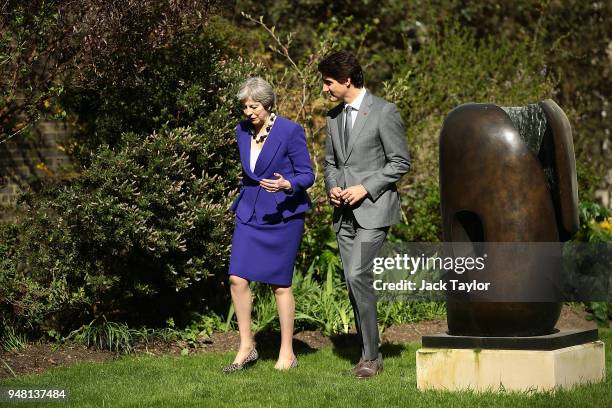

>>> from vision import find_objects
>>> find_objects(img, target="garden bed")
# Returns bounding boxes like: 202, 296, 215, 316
0, 305, 598, 379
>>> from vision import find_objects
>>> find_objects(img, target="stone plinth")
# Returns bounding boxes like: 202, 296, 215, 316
417, 339, 605, 392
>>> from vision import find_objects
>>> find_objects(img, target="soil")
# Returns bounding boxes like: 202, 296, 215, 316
0, 344, 116, 379
0, 305, 600, 379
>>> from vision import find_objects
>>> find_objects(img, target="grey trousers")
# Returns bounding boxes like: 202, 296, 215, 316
336, 210, 388, 361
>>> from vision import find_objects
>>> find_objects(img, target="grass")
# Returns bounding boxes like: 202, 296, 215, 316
0, 326, 27, 352
1, 330, 610, 407
66, 317, 136, 354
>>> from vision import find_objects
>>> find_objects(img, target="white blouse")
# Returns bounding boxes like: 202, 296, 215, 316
250, 146, 262, 172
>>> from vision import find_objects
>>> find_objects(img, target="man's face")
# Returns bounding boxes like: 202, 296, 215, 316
321, 76, 349, 102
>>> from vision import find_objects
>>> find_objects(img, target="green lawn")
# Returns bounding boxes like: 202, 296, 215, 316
1, 330, 610, 408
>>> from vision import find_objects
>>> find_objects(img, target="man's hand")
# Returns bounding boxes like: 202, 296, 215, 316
340, 184, 368, 206
328, 187, 344, 207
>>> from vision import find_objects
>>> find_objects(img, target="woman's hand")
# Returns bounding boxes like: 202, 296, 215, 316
260, 173, 293, 192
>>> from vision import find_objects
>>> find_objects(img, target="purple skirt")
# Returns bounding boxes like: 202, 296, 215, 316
228, 214, 305, 286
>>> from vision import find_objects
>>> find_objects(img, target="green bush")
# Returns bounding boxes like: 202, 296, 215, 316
8, 124, 237, 333
380, 24, 556, 242
0, 11, 260, 336
293, 250, 353, 336
0, 0, 218, 148
572, 201, 611, 326
391, 181, 441, 242
63, 22, 244, 159
574, 201, 612, 243
243, 252, 445, 336
1, 55, 252, 334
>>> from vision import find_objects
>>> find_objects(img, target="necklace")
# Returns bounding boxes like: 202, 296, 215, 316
249, 113, 276, 144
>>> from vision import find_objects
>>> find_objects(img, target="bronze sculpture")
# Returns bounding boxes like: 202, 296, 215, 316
439, 99, 579, 336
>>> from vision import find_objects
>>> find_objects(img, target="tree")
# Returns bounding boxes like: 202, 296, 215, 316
0, 0, 217, 144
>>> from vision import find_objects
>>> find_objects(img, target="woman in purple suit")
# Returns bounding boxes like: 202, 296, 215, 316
223, 77, 314, 372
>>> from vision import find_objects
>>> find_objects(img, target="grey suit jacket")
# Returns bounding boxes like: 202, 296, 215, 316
324, 91, 411, 231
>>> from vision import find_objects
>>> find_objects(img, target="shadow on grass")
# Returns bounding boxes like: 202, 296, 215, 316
249, 330, 409, 366
253, 331, 319, 361
328, 333, 406, 365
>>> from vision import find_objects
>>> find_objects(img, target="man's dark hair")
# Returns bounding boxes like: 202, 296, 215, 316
318, 50, 364, 88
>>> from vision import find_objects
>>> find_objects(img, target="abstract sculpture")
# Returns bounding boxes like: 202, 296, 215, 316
439, 99, 579, 336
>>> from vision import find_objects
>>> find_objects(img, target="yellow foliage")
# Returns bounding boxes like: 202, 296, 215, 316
35, 162, 53, 176
598, 217, 612, 232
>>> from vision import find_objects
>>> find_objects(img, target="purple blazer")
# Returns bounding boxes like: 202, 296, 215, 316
230, 116, 314, 224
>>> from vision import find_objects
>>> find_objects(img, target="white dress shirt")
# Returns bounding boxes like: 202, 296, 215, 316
345, 87, 367, 128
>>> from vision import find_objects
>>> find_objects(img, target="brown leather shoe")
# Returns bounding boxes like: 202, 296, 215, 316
353, 358, 383, 379
351, 358, 365, 374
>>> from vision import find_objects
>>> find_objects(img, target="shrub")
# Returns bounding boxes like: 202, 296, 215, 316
572, 201, 611, 326
381, 24, 556, 241
574, 201, 612, 243
9, 124, 236, 332
245, 253, 445, 336
62, 18, 244, 159
2, 56, 251, 334
391, 180, 441, 242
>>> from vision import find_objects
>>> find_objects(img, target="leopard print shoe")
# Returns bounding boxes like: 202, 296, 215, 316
289, 357, 298, 368
275, 356, 298, 370
222, 348, 259, 373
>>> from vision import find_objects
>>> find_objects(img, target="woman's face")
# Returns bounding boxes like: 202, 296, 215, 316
242, 97, 270, 127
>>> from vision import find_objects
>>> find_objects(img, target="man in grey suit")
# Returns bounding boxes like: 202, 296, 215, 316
318, 51, 410, 378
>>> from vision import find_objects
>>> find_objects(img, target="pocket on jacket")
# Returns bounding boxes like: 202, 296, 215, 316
229, 189, 245, 212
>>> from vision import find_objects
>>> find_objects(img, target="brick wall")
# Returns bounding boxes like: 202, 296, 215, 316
0, 120, 72, 223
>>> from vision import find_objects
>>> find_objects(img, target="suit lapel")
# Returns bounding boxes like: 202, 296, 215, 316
237, 125, 257, 179
332, 104, 346, 161
345, 92, 372, 162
